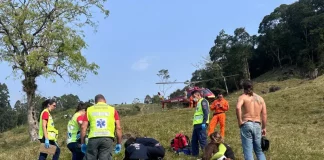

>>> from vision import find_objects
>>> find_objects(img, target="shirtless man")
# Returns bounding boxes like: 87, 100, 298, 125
236, 80, 267, 160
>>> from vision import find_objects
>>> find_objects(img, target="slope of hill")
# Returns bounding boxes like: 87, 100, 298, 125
1, 73, 324, 160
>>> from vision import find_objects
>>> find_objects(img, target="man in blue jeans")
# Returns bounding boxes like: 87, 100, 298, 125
236, 80, 267, 160
191, 90, 209, 157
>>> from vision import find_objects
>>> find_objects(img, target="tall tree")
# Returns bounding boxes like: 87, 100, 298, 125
14, 100, 28, 126
0, 82, 16, 132
230, 27, 253, 80
0, 83, 10, 109
157, 69, 174, 97
0, 0, 108, 141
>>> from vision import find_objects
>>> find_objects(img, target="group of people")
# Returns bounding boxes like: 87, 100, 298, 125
191, 79, 267, 160
38, 94, 123, 160
37, 79, 267, 160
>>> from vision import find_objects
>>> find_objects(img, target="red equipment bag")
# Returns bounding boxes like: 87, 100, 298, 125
170, 133, 190, 151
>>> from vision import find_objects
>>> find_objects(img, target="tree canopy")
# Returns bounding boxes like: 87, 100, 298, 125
0, 0, 108, 141
170, 0, 324, 97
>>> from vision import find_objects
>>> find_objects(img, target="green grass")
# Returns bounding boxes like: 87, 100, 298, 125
1, 72, 324, 160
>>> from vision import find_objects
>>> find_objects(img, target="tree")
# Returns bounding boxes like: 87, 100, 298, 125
0, 82, 16, 132
229, 27, 253, 80
0, 83, 10, 109
209, 30, 235, 92
152, 95, 161, 104
132, 98, 141, 104
0, 0, 108, 141
169, 89, 182, 98
14, 100, 28, 126
144, 95, 152, 104
157, 69, 174, 97
55, 94, 80, 110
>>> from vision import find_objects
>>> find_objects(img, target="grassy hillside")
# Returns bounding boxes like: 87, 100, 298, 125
1, 73, 324, 160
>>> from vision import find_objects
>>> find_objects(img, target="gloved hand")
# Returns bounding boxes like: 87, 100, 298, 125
115, 144, 121, 154
81, 144, 87, 154
201, 123, 206, 130
76, 133, 81, 139
45, 139, 50, 148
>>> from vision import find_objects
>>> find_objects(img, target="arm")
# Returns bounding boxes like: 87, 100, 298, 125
202, 99, 209, 124
80, 113, 88, 144
210, 101, 216, 110
222, 100, 229, 111
261, 99, 267, 135
115, 120, 122, 144
42, 119, 48, 139
77, 115, 84, 128
236, 96, 244, 128
41, 111, 49, 139
115, 110, 122, 144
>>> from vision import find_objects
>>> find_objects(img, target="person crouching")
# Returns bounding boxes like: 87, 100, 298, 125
135, 137, 165, 160
66, 102, 89, 160
202, 131, 235, 160
124, 137, 149, 160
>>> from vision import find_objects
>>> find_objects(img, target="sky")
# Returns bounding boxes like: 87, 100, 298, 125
0, 0, 297, 106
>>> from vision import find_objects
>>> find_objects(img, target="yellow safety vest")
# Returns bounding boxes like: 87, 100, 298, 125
38, 109, 58, 141
193, 98, 210, 125
87, 102, 116, 138
67, 112, 82, 144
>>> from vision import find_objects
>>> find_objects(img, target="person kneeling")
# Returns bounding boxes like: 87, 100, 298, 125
202, 131, 235, 160
125, 137, 165, 160
124, 138, 149, 160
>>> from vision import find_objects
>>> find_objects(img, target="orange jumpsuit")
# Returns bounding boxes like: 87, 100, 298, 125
208, 98, 229, 137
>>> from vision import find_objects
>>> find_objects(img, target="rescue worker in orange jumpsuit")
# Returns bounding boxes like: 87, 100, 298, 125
208, 92, 229, 138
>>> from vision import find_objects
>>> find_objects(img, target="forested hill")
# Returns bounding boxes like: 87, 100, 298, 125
170, 0, 324, 97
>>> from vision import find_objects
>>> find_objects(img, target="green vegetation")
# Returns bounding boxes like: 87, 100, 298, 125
0, 0, 324, 159
170, 0, 324, 96
0, 0, 108, 141
1, 72, 324, 159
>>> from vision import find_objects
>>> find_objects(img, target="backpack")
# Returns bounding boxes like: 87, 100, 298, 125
170, 133, 191, 151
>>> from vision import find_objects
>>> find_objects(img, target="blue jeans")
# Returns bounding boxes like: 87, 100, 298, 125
240, 121, 266, 160
191, 124, 207, 156
38, 139, 60, 160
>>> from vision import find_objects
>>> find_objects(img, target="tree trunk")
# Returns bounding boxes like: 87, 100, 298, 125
275, 48, 282, 68
234, 77, 239, 90
246, 58, 251, 80
288, 54, 293, 65
23, 76, 39, 141
242, 57, 250, 80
